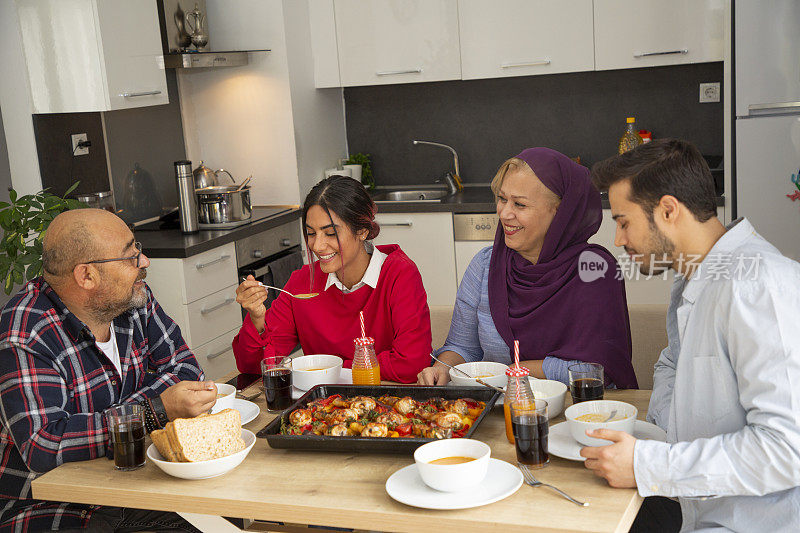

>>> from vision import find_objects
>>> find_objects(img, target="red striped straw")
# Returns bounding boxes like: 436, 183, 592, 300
359, 311, 366, 338
514, 340, 522, 403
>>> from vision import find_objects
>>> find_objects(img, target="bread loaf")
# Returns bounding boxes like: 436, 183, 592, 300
151, 409, 246, 462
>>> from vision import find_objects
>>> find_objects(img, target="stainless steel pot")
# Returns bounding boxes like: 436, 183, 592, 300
195, 185, 252, 225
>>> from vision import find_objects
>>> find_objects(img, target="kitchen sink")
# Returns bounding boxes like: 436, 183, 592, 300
373, 190, 449, 202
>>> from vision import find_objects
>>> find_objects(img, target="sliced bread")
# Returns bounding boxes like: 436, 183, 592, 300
167, 408, 246, 462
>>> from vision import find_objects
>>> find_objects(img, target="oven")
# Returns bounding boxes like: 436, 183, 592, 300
453, 213, 499, 285
235, 221, 304, 315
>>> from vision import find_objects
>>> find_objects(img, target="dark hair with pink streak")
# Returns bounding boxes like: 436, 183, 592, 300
302, 175, 380, 289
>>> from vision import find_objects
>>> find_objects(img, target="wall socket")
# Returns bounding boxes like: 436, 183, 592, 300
699, 82, 720, 103
71, 133, 89, 156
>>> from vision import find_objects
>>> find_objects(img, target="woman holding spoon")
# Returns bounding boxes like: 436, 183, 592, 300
232, 176, 432, 383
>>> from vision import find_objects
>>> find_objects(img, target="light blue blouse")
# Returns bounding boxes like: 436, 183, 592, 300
434, 246, 578, 385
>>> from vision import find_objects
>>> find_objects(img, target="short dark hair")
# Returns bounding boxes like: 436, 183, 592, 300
591, 138, 717, 222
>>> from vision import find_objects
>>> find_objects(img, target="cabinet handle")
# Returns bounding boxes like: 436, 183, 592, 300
200, 297, 236, 315
376, 68, 422, 76
119, 90, 163, 97
381, 221, 413, 227
633, 49, 687, 58
501, 59, 551, 68
206, 347, 230, 360
748, 101, 800, 112
195, 254, 231, 269
280, 238, 292, 246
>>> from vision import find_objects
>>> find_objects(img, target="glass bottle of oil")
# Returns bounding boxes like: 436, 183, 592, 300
618, 117, 644, 154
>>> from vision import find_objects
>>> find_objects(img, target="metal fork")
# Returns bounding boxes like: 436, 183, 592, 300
518, 463, 589, 507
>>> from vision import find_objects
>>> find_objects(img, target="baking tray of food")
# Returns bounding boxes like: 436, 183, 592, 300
257, 384, 500, 453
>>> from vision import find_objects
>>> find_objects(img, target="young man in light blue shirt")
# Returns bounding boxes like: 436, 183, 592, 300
586, 139, 800, 532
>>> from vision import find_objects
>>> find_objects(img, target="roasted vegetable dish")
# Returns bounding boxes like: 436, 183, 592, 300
280, 394, 485, 439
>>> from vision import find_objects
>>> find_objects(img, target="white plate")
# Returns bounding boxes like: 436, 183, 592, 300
147, 429, 256, 480
386, 458, 523, 510
211, 398, 260, 425
292, 368, 352, 399
548, 420, 667, 462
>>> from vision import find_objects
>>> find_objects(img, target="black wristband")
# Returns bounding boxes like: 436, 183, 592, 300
149, 395, 170, 427
142, 396, 169, 434
142, 399, 160, 434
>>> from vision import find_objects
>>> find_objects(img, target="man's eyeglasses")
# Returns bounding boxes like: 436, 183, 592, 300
86, 242, 143, 268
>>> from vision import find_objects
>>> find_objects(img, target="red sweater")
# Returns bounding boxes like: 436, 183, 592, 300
232, 244, 432, 383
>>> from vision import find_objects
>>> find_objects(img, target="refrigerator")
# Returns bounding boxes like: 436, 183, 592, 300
734, 0, 800, 262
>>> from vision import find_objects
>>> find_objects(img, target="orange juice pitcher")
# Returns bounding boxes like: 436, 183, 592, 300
352, 337, 381, 385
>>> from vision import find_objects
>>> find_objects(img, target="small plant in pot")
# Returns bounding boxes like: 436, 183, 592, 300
0, 183, 87, 294
343, 153, 374, 190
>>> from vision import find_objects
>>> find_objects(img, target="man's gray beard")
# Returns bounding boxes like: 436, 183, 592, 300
638, 220, 676, 276
91, 274, 148, 323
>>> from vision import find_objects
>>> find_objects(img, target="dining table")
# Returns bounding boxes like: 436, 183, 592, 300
32, 374, 654, 533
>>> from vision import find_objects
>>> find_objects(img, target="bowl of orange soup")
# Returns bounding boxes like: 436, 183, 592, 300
413, 438, 490, 492
291, 354, 343, 391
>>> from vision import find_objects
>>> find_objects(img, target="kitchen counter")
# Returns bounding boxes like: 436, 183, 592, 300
372, 185, 725, 213
136, 206, 301, 259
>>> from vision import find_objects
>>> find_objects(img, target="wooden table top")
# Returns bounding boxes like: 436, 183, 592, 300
32, 381, 653, 533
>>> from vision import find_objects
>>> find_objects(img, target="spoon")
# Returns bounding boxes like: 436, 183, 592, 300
235, 175, 252, 192
256, 282, 319, 299
430, 354, 505, 394
602, 410, 618, 422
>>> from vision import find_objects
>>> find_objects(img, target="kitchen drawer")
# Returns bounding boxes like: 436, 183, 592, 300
235, 222, 302, 267
182, 243, 237, 303
186, 284, 242, 347
194, 327, 239, 381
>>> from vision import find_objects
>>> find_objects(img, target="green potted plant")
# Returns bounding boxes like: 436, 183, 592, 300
343, 153, 374, 190
0, 183, 86, 294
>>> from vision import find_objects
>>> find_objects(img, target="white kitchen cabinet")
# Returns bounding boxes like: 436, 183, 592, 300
593, 0, 724, 71
15, 0, 168, 113
458, 0, 594, 80
373, 212, 457, 306
333, 0, 461, 87
146, 242, 241, 380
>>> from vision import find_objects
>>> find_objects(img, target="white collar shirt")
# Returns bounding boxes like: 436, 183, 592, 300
632, 218, 800, 531
324, 243, 387, 294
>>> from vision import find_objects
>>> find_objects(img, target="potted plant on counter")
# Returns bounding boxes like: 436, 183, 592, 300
343, 153, 374, 190
0, 183, 86, 294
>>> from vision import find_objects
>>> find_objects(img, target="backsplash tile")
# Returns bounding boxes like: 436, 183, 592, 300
344, 62, 724, 186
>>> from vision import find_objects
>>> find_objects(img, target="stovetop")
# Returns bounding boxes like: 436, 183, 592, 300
136, 206, 292, 232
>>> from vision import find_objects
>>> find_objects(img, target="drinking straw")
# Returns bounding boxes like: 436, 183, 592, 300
514, 340, 522, 403
359, 311, 366, 338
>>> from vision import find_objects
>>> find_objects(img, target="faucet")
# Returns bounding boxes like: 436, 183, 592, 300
412, 140, 464, 194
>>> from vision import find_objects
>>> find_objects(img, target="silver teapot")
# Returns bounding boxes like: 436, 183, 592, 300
186, 3, 209, 50
192, 161, 235, 189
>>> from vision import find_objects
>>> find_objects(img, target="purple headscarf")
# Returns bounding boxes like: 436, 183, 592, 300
488, 148, 637, 388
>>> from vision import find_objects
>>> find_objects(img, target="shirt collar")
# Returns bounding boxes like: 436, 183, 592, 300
324, 243, 387, 293
681, 217, 754, 303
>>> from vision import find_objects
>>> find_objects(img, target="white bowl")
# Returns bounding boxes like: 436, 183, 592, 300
448, 361, 508, 388
565, 400, 637, 447
147, 429, 256, 480
528, 379, 567, 419
413, 438, 491, 492
214, 383, 236, 411
291, 354, 343, 391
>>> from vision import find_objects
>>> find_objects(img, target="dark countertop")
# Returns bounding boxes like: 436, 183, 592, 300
136, 206, 301, 259
372, 185, 725, 213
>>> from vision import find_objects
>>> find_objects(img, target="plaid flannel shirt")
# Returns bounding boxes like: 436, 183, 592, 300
0, 278, 204, 532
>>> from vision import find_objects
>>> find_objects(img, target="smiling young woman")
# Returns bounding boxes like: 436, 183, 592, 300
232, 176, 432, 383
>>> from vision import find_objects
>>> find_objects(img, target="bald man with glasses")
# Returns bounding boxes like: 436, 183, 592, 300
0, 208, 213, 532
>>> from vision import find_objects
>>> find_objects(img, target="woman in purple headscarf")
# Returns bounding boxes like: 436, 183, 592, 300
418, 148, 637, 388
